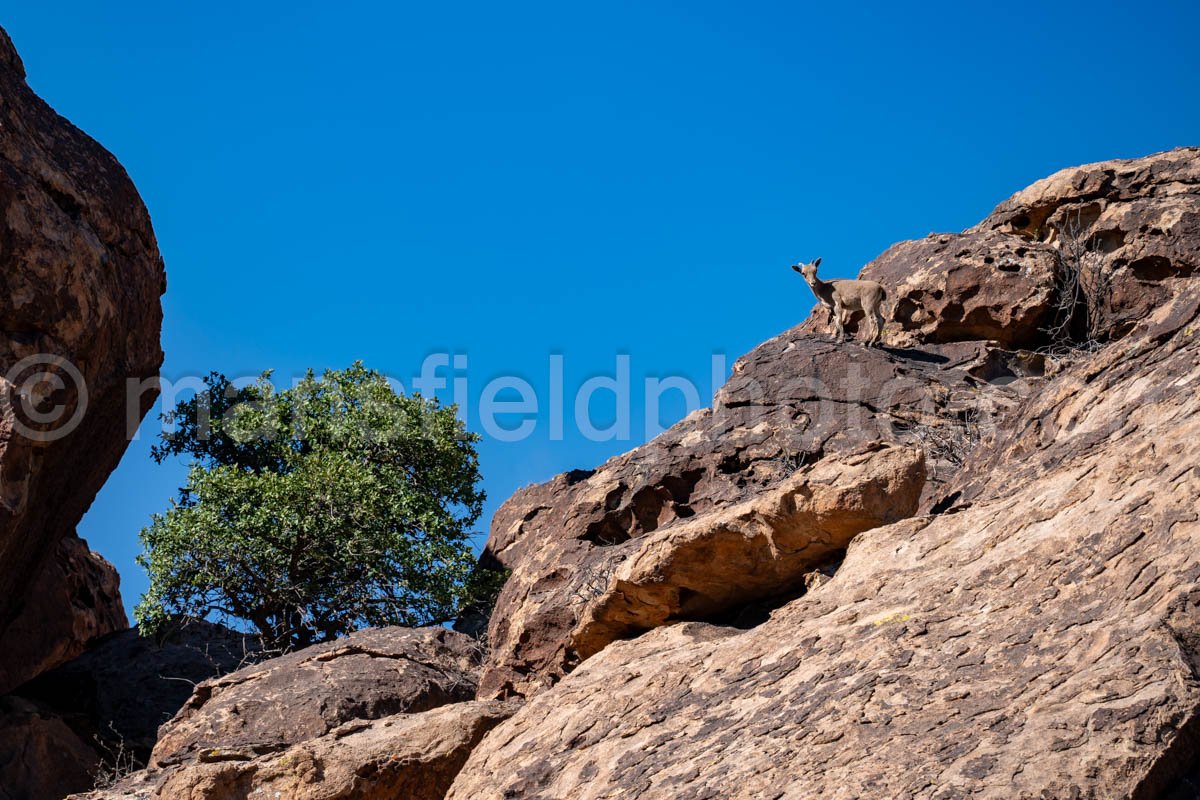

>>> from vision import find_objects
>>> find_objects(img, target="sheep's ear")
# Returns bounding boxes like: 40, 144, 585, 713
812, 257, 822, 268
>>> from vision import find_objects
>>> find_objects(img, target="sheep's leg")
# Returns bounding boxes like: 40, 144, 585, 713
863, 300, 880, 345
832, 300, 847, 342
872, 305, 885, 345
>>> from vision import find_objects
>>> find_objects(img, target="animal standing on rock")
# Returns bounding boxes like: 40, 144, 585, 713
792, 257, 889, 345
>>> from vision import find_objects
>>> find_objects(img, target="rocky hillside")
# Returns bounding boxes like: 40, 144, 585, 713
67, 146, 1199, 800
4, 24, 1200, 797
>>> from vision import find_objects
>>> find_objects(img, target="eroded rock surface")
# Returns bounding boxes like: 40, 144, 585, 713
570, 444, 924, 662
476, 148, 1200, 706
68, 627, 498, 800
0, 25, 164, 683
976, 146, 1200, 342
78, 700, 518, 800
151, 626, 480, 767
857, 230, 1058, 349
449, 286, 1200, 799
478, 333, 1029, 699
801, 148, 1200, 350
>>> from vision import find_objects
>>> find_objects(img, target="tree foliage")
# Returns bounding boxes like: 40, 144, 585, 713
135, 363, 487, 650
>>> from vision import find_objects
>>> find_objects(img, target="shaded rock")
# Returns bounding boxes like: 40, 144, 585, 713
448, 285, 1200, 799
72, 700, 519, 800
16, 618, 262, 765
0, 534, 126, 694
151, 626, 480, 767
570, 444, 924, 661
478, 334, 1027, 699
0, 695, 98, 800
0, 24, 164, 679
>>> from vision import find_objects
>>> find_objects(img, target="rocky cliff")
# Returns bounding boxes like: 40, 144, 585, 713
444, 147, 1200, 797
450, 284, 1200, 799
0, 24, 165, 800
0, 24, 164, 691
73, 146, 1200, 800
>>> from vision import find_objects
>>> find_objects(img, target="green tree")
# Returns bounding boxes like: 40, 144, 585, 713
135, 362, 486, 650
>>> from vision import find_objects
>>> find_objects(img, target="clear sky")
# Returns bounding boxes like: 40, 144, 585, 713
3, 1, 1197, 618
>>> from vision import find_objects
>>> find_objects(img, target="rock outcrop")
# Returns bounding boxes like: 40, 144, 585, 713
150, 626, 480, 768
0, 24, 164, 687
853, 230, 1059, 349
75, 627, 498, 799
0, 534, 126, 694
800, 148, 1200, 351
476, 147, 1200, 705
477, 334, 1032, 698
435, 147, 1200, 798
81, 700, 518, 800
569, 444, 925, 662
448, 283, 1200, 799
978, 146, 1200, 339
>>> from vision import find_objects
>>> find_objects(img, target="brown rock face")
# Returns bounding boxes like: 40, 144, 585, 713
478, 333, 1030, 699
70, 627, 502, 800
0, 621, 263, 800
449, 285, 1200, 799
151, 626, 481, 768
0, 534, 126, 694
857, 230, 1059, 349
76, 700, 518, 800
801, 148, 1200, 350
0, 25, 164, 675
477, 148, 1200, 703
569, 444, 925, 662
975, 146, 1200, 341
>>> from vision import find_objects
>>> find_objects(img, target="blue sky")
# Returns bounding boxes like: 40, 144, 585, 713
4, 1, 1197, 617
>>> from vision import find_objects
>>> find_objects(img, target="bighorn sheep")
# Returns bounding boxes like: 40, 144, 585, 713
791, 257, 888, 345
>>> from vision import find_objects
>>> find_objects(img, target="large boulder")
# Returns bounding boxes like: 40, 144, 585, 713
90, 700, 516, 800
0, 25, 164, 681
857, 230, 1059, 349
69, 626, 496, 800
448, 285, 1200, 800
477, 333, 1032, 699
74, 700, 519, 800
0, 534, 126, 694
151, 626, 480, 767
975, 146, 1200, 342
